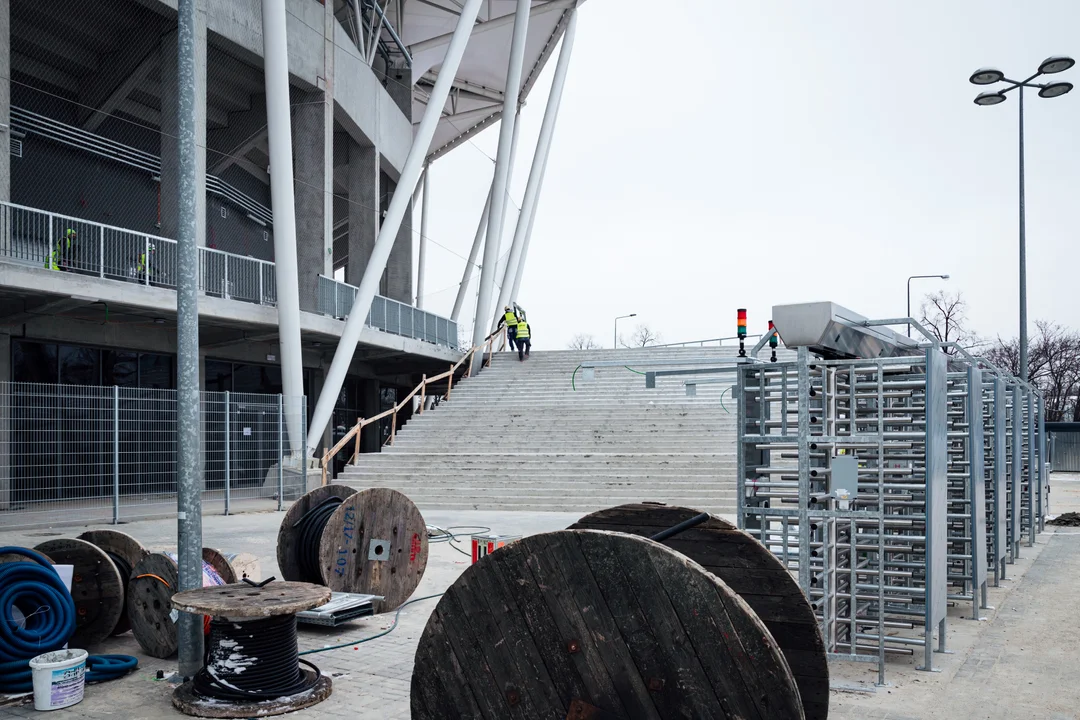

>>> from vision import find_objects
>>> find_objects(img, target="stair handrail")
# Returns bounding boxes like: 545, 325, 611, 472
320, 326, 507, 485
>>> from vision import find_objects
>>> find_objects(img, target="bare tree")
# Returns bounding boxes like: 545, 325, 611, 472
920, 291, 982, 353
985, 321, 1080, 421
620, 324, 662, 348
567, 334, 601, 350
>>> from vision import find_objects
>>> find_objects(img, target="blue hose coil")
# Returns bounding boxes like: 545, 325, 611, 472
0, 546, 137, 694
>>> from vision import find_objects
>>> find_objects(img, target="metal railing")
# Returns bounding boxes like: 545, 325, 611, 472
316, 274, 459, 349
0, 382, 307, 529
649, 334, 763, 349
0, 202, 277, 306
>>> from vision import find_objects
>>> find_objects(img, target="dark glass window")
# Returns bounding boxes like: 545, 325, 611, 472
59, 345, 100, 386
232, 364, 282, 395
205, 360, 233, 393
12, 341, 58, 384
139, 353, 173, 389
103, 351, 138, 387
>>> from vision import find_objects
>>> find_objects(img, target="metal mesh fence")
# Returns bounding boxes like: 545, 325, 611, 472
0, 382, 306, 529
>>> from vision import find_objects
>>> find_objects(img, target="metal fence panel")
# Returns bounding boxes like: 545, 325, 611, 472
0, 382, 306, 529
1051, 431, 1080, 472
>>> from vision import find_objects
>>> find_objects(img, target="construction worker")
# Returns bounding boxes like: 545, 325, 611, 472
136, 243, 155, 284
498, 305, 519, 351
45, 228, 76, 271
515, 317, 531, 361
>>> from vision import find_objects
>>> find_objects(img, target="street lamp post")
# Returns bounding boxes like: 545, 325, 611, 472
614, 313, 636, 348
907, 274, 950, 337
969, 56, 1074, 381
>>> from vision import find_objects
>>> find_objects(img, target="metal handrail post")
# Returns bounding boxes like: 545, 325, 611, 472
224, 391, 231, 515
144, 235, 150, 286
99, 226, 105, 278
112, 385, 120, 524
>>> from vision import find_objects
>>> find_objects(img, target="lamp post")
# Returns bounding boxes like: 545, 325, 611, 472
907, 274, 950, 337
969, 56, 1074, 381
614, 313, 636, 348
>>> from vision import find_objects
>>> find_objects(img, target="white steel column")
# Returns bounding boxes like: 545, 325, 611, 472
451, 112, 520, 323
417, 163, 430, 308
496, 9, 578, 323
471, 0, 530, 347
450, 187, 490, 322
262, 0, 305, 455
306, 0, 484, 454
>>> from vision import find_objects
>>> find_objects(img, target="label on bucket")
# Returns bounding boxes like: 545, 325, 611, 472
51, 664, 85, 706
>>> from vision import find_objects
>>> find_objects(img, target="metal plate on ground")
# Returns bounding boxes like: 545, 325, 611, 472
296, 592, 382, 627
411, 529, 803, 720
318, 488, 428, 613
35, 537, 124, 648
569, 503, 829, 720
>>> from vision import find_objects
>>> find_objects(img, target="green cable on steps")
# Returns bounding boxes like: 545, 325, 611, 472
571, 364, 647, 391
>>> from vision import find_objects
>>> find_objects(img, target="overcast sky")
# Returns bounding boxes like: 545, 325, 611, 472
413, 0, 1080, 351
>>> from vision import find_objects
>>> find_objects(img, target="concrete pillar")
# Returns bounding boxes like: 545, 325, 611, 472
384, 63, 411, 118
0, 0, 9, 204
322, 0, 335, 277
292, 90, 327, 312
386, 181, 413, 304
346, 139, 379, 287
360, 378, 380, 453
159, 7, 206, 244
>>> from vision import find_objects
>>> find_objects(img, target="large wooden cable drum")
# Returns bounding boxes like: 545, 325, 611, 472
411, 529, 804, 720
317, 487, 428, 613
569, 503, 829, 720
76, 529, 150, 636
33, 537, 124, 648
277, 484, 358, 584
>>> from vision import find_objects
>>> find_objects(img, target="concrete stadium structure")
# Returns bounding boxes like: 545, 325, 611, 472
0, 0, 583, 459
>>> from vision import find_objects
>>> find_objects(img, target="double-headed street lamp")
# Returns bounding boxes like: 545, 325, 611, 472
970, 55, 1074, 380
614, 313, 636, 348
907, 274, 950, 337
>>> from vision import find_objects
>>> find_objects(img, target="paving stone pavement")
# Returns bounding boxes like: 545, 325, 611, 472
1, 486, 1079, 719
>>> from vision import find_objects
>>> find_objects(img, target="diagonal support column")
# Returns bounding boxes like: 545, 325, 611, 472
306, 0, 485, 454
262, 0, 305, 455
496, 8, 578, 324
471, 0, 530, 347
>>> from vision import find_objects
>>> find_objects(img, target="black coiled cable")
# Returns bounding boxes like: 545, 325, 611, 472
193, 615, 320, 701
105, 551, 133, 633
293, 497, 342, 582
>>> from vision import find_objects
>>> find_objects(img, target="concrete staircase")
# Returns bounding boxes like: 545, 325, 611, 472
337, 346, 756, 515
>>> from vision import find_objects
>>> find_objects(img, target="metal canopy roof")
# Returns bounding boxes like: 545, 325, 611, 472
401, 0, 582, 161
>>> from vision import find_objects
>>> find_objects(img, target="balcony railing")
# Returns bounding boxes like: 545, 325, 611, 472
317, 275, 459, 350
0, 201, 276, 306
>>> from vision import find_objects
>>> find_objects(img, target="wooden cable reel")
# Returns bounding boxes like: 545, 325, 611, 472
279, 486, 429, 613
33, 537, 124, 648
569, 503, 830, 720
126, 548, 236, 658
77, 529, 150, 636
411, 529, 805, 720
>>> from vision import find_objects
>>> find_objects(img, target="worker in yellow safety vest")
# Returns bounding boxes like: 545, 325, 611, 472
498, 305, 519, 351
136, 243, 156, 283
515, 318, 531, 361
45, 228, 77, 271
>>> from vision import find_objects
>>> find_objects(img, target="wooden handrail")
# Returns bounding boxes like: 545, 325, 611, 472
320, 326, 508, 484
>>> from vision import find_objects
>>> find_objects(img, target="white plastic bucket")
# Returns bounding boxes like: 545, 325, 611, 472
29, 649, 87, 711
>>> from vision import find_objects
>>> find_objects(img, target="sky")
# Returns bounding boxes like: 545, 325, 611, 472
411, 0, 1080, 351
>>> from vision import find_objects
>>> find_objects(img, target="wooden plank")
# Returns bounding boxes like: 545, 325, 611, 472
412, 530, 803, 719
35, 538, 124, 648
570, 504, 828, 720
276, 484, 357, 583
318, 487, 428, 612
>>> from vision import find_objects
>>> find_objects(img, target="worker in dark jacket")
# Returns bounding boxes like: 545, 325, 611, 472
498, 305, 519, 351
516, 318, 531, 361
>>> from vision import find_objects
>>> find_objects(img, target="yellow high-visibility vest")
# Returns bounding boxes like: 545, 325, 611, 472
516, 321, 530, 339
504, 311, 518, 327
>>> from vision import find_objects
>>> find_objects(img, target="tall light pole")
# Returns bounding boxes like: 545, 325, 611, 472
969, 56, 1074, 381
614, 313, 636, 348
907, 274, 950, 337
